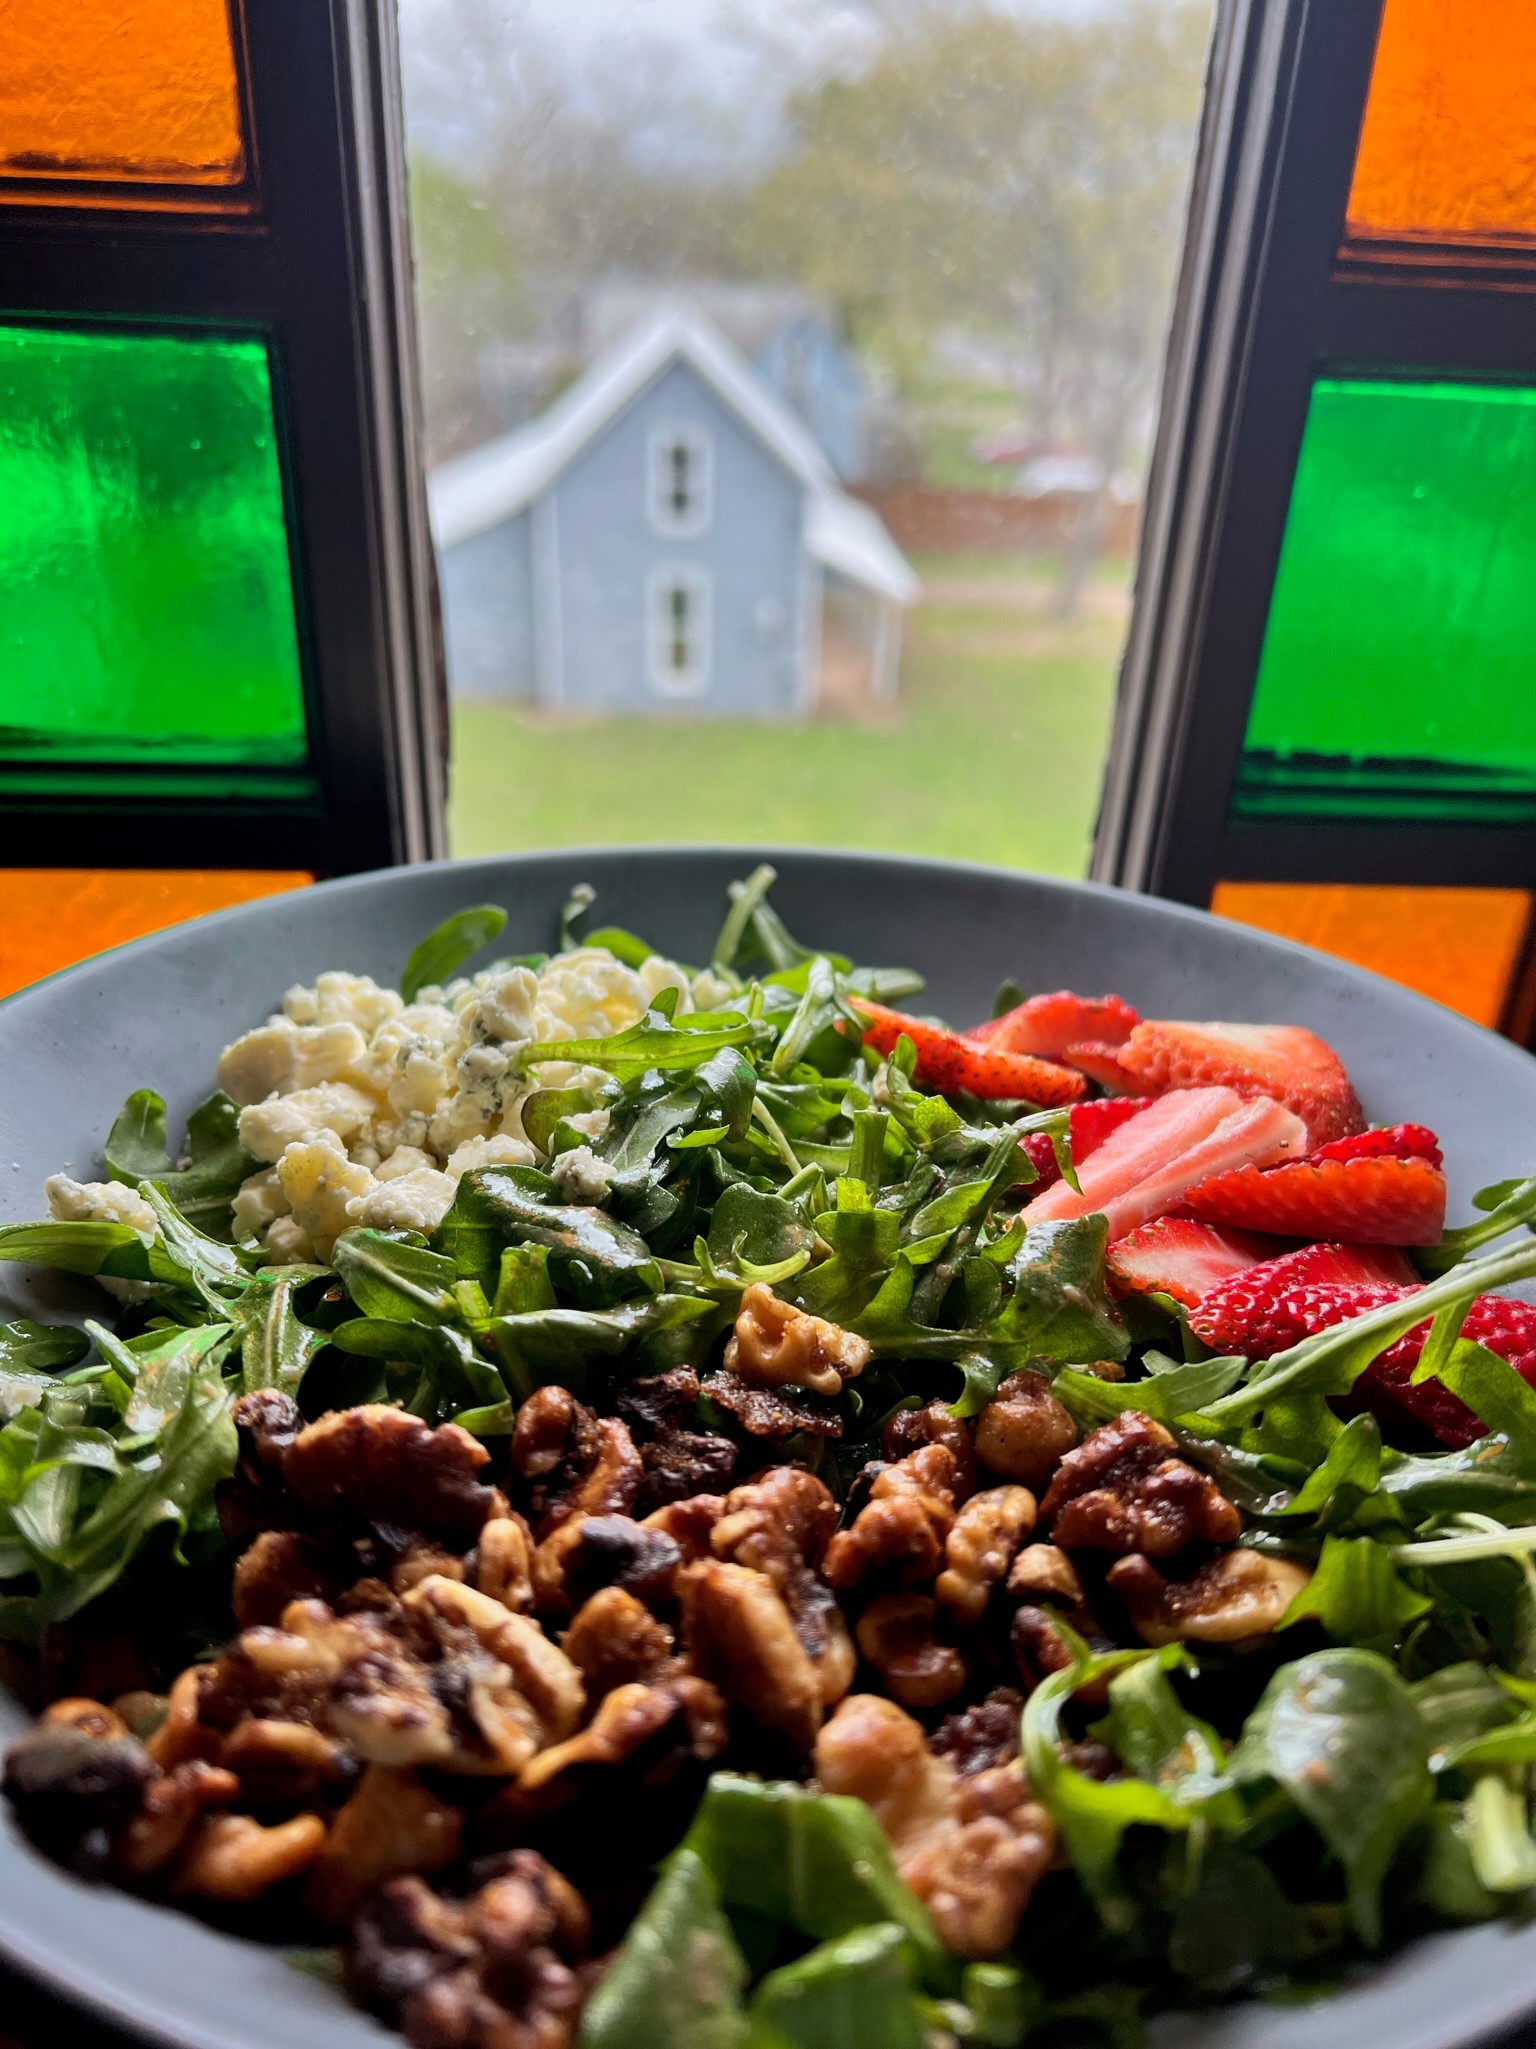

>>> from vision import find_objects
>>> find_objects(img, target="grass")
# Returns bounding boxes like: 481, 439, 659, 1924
448, 551, 1131, 876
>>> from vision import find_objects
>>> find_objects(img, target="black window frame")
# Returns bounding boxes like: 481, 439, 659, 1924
0, 0, 444, 875
1094, 0, 1536, 910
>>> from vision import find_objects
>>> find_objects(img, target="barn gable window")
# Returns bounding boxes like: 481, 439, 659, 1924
648, 565, 711, 696
648, 423, 712, 537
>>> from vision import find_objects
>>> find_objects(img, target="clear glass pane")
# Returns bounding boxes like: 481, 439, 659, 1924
1347, 0, 1536, 250
0, 0, 244, 198
401, 0, 1212, 871
1234, 377, 1536, 825
0, 323, 312, 796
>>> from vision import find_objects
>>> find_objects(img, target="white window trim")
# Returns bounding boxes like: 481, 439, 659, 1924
647, 421, 713, 537
647, 563, 712, 698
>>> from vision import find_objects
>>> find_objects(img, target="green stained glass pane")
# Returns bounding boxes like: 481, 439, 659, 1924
0, 323, 310, 792
1233, 378, 1536, 825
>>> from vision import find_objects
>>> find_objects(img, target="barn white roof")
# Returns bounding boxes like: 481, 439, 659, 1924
428, 307, 919, 607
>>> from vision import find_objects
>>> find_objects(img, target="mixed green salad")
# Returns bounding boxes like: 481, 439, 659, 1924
0, 868, 1535, 2049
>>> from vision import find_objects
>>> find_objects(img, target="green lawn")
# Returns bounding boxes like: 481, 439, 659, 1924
447, 553, 1130, 876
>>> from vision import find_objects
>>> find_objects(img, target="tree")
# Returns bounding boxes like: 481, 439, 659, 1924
746, 0, 1211, 610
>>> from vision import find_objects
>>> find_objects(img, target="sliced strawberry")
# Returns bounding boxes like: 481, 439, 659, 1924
1259, 1240, 1420, 1290
852, 999, 1087, 1105
1183, 1152, 1446, 1247
1021, 1097, 1155, 1190
1024, 1089, 1307, 1241
1107, 1217, 1290, 1308
1189, 1259, 1536, 1449
1112, 1020, 1364, 1148
1061, 1041, 1145, 1094
969, 992, 1140, 1057
1308, 1123, 1442, 1168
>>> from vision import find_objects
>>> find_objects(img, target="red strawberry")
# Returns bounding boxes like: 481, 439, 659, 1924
1061, 1041, 1145, 1095
1024, 1089, 1308, 1242
1188, 1252, 1536, 1449
1182, 1152, 1446, 1246
1259, 1240, 1420, 1290
1111, 1020, 1364, 1147
1021, 1097, 1155, 1190
970, 991, 1139, 1057
852, 999, 1087, 1106
1107, 1217, 1291, 1308
1309, 1123, 1442, 1168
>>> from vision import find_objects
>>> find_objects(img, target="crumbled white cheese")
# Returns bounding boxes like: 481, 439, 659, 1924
349, 1165, 458, 1236
275, 1135, 375, 1260
45, 1174, 157, 1235
446, 1134, 537, 1175
547, 1144, 616, 1205
238, 1082, 378, 1164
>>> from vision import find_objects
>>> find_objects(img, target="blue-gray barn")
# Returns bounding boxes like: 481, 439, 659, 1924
429, 308, 917, 717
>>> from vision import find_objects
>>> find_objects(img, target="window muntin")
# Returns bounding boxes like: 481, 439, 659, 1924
648, 565, 711, 697
647, 423, 713, 538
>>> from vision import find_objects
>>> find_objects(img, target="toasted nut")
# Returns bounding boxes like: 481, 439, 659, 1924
1108, 1549, 1313, 1647
815, 1693, 955, 1846
404, 1576, 585, 1749
114, 1761, 240, 1881
390, 1543, 466, 1595
883, 1401, 978, 1500
219, 1718, 351, 1806
517, 1676, 728, 1798
144, 1666, 222, 1771
1040, 1411, 1240, 1557
560, 1515, 682, 1611
40, 1698, 127, 1742
1006, 1542, 1087, 1606
172, 1811, 327, 1901
823, 1445, 959, 1591
935, 1487, 1038, 1626
561, 1587, 681, 1699
283, 1405, 499, 1543
306, 1765, 464, 1925
855, 1593, 966, 1709
974, 1371, 1079, 1491
930, 1688, 1025, 1777
724, 1283, 870, 1398
232, 1530, 340, 1629
678, 1559, 823, 1753
474, 1515, 536, 1613
712, 1467, 838, 1576
640, 1494, 727, 1563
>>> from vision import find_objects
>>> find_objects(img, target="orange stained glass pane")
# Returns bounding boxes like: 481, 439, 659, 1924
0, 0, 243, 195
1210, 883, 1532, 1031
0, 869, 310, 1001
1346, 0, 1536, 247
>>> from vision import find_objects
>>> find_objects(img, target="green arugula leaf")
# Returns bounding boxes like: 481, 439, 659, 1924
529, 1003, 756, 1081
229, 1274, 325, 1395
747, 1922, 927, 2049
102, 1088, 172, 1183
332, 1230, 458, 1324
581, 924, 658, 971
577, 1849, 749, 2049
1462, 1772, 1536, 1893
985, 1216, 1128, 1367
401, 903, 508, 1003
1226, 1647, 1433, 1943
1413, 1664, 1518, 1763
435, 1168, 662, 1305
1265, 1412, 1382, 1521
1055, 1350, 1245, 1426
0, 1321, 90, 1377
1417, 1177, 1536, 1279
1095, 1654, 1239, 1816
1281, 1535, 1432, 1642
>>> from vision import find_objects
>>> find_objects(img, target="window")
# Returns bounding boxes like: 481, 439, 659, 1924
648, 566, 711, 697
648, 424, 712, 537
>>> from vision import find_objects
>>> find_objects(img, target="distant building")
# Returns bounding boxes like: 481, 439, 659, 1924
431, 307, 918, 718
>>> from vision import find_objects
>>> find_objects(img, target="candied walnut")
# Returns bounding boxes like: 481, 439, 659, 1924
472, 1516, 536, 1615
515, 1677, 728, 1803
113, 1760, 240, 1881
510, 1387, 579, 1483
40, 1698, 127, 1741
883, 1402, 978, 1501
391, 1543, 468, 1595
559, 1516, 682, 1611
699, 1369, 844, 1439
233, 1530, 344, 1629
974, 1371, 1079, 1491
172, 1811, 327, 1902
723, 1283, 871, 1399
285, 1405, 500, 1544
348, 1851, 587, 2049
1108, 1548, 1312, 1648
677, 1559, 823, 1754
815, 1693, 1056, 1959
855, 1594, 965, 1709
822, 1445, 959, 1591
901, 1763, 1056, 1959
930, 1688, 1025, 1777
220, 1718, 352, 1807
640, 1494, 726, 1563
307, 1764, 464, 1925
1040, 1411, 1241, 1557
712, 1468, 850, 1706
218, 1390, 305, 1543
1005, 1542, 1111, 1694
145, 1666, 223, 1770
934, 1486, 1038, 1625
561, 1588, 681, 1700
3, 1720, 156, 1873
404, 1577, 585, 1764
615, 1370, 738, 1513
1006, 1541, 1088, 1607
